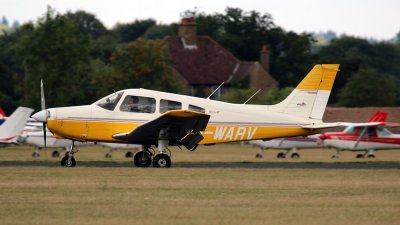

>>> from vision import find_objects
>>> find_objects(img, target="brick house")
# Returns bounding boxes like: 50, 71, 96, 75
164, 18, 278, 98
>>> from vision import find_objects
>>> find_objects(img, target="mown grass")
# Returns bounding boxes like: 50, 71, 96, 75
0, 167, 399, 225
2, 143, 400, 163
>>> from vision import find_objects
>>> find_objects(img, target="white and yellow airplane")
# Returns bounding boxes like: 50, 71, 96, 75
32, 64, 340, 167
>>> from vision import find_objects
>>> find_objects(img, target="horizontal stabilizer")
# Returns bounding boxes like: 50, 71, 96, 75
301, 122, 341, 129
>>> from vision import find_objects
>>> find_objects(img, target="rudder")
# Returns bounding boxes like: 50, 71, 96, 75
270, 64, 340, 120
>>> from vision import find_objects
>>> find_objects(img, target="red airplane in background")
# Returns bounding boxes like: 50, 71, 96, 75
320, 111, 400, 159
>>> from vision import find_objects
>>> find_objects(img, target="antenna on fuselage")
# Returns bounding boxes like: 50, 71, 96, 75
206, 82, 225, 100
243, 89, 261, 104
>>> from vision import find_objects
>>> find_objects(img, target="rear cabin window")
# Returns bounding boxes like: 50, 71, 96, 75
189, 104, 205, 113
120, 95, 156, 113
160, 99, 182, 113
96, 92, 123, 111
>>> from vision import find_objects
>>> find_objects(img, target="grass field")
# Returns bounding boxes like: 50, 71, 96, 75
2, 142, 400, 163
0, 144, 399, 225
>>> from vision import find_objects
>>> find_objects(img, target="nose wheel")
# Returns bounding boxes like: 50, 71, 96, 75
61, 155, 76, 167
61, 143, 78, 167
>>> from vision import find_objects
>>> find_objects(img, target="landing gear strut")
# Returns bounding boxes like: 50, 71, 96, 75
133, 129, 172, 168
61, 143, 78, 167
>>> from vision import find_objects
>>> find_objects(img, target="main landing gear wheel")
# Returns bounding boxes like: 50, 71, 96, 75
32, 152, 40, 157
125, 151, 133, 158
134, 151, 152, 167
356, 154, 364, 159
291, 153, 300, 159
255, 153, 263, 159
367, 154, 375, 159
277, 152, 286, 159
52, 151, 60, 158
153, 154, 171, 168
61, 155, 76, 167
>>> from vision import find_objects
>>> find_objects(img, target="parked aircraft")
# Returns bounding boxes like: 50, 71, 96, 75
251, 135, 321, 159
32, 64, 340, 167
250, 111, 388, 159
320, 120, 400, 159
25, 129, 140, 158
0, 107, 6, 125
0, 107, 34, 144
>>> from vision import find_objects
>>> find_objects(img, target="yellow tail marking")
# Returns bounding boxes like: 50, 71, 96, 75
296, 64, 339, 91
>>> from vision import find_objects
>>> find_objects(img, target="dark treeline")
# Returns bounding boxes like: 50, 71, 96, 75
0, 7, 400, 114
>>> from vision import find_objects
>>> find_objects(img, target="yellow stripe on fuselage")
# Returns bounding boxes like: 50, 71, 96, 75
47, 119, 139, 142
48, 119, 320, 144
295, 64, 339, 91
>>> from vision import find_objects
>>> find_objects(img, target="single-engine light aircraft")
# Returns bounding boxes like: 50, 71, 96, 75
320, 112, 400, 159
32, 64, 340, 167
250, 111, 388, 159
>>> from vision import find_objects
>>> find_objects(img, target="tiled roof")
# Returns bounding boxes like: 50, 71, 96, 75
165, 36, 254, 85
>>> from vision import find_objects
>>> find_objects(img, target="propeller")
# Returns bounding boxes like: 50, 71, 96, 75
40, 80, 47, 151
31, 80, 49, 152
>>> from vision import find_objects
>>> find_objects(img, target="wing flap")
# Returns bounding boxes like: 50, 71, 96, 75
112, 110, 210, 149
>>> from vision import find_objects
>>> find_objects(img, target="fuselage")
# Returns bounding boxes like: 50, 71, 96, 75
45, 89, 321, 145
321, 126, 400, 151
251, 135, 321, 150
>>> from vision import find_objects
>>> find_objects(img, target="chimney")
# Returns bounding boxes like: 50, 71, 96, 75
178, 17, 197, 49
260, 44, 270, 73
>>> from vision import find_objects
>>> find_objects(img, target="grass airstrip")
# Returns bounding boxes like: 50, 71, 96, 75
0, 144, 399, 225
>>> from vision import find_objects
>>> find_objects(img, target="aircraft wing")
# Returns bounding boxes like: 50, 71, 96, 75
112, 110, 210, 150
342, 122, 400, 128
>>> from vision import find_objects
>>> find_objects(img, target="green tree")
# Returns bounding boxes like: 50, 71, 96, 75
95, 38, 182, 95
261, 87, 294, 104
16, 7, 92, 109
65, 10, 108, 39
143, 24, 177, 40
0, 23, 32, 113
220, 87, 293, 104
337, 67, 397, 107
112, 19, 156, 42
314, 35, 400, 104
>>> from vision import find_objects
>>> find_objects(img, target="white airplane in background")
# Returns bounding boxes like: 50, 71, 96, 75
250, 111, 388, 159
32, 64, 340, 168
250, 134, 321, 159
25, 129, 141, 158
0, 107, 34, 144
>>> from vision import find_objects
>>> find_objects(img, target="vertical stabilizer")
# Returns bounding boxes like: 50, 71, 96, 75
270, 64, 340, 120
0, 107, 34, 143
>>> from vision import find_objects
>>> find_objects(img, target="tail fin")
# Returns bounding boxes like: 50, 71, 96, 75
0, 107, 6, 118
270, 64, 340, 120
368, 111, 387, 122
0, 107, 34, 143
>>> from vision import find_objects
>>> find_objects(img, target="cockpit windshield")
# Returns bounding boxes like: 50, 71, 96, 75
95, 92, 124, 111
343, 126, 355, 134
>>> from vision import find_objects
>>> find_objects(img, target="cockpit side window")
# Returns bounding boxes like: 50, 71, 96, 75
96, 92, 123, 111
160, 99, 182, 113
189, 104, 205, 113
120, 95, 156, 113
377, 127, 392, 137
